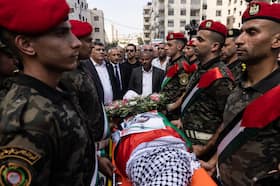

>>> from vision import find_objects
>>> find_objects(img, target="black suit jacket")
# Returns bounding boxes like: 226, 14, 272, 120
128, 66, 165, 95
84, 59, 121, 103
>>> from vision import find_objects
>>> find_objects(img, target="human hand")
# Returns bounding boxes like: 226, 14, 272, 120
98, 156, 115, 177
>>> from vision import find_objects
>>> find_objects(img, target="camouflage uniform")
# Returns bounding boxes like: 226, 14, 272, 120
0, 74, 96, 186
181, 57, 234, 146
218, 68, 280, 186
0, 77, 15, 103
227, 59, 242, 83
61, 61, 106, 141
161, 55, 190, 104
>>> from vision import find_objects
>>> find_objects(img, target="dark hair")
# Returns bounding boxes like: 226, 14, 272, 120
209, 32, 225, 50
126, 43, 136, 51
92, 41, 104, 47
0, 27, 22, 64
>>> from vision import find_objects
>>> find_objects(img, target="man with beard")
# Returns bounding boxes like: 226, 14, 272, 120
128, 51, 165, 96
214, 2, 280, 185
177, 20, 234, 161
221, 28, 243, 82
0, 0, 96, 185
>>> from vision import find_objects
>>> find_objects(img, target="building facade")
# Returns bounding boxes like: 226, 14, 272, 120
143, 0, 279, 43
89, 8, 106, 44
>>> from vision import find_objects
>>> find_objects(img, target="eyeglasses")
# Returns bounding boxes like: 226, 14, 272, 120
144, 49, 153, 52
126, 49, 135, 52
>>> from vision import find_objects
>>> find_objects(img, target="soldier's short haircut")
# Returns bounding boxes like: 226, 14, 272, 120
209, 31, 225, 50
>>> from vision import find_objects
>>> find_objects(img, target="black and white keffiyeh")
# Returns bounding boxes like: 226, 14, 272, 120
126, 144, 200, 186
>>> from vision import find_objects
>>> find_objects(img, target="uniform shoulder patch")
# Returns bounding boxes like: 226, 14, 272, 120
0, 162, 31, 186
0, 147, 41, 165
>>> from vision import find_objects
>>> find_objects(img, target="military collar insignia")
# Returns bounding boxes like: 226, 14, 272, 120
249, 4, 260, 16
205, 21, 212, 28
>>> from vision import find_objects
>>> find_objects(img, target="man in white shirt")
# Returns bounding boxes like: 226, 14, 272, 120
128, 51, 165, 96
152, 43, 169, 71
89, 42, 120, 104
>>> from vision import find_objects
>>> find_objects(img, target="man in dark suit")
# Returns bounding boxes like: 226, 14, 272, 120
108, 47, 126, 98
86, 41, 120, 104
128, 51, 165, 96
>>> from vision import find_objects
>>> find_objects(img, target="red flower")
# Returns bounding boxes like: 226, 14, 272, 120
182, 61, 198, 73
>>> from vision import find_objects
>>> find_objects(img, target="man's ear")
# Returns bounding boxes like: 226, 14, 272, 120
211, 42, 220, 52
14, 35, 36, 56
271, 33, 280, 49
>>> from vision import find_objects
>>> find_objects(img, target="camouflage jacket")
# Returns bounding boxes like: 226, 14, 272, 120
160, 55, 191, 103
0, 74, 95, 186
181, 57, 234, 145
0, 77, 15, 103
219, 68, 280, 186
227, 59, 242, 83
61, 61, 106, 141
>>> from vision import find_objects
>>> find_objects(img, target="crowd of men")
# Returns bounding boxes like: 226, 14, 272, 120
0, 0, 279, 186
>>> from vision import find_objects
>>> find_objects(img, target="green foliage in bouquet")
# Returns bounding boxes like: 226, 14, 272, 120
105, 93, 168, 119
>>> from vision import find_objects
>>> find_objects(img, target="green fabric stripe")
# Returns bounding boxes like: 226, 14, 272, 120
160, 77, 171, 89
158, 112, 192, 150
218, 128, 258, 163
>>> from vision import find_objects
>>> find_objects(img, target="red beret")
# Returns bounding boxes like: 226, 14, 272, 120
166, 32, 187, 41
70, 20, 93, 38
242, 1, 280, 23
199, 20, 227, 38
0, 0, 69, 34
186, 40, 195, 46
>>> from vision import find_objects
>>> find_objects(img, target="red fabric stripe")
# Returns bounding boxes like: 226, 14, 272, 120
198, 67, 224, 88
241, 85, 280, 128
115, 127, 183, 177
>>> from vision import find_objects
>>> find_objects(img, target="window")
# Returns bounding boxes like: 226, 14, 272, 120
228, 9, 231, 15
180, 20, 186, 27
239, 11, 242, 16
202, 15, 206, 20
94, 16, 99, 21
181, 0, 186, 4
216, 0, 222, 5
234, 8, 236, 14
190, 9, 199, 16
77, 0, 80, 4
202, 4, 207, 9
168, 0, 174, 4
168, 20, 174, 27
168, 9, 174, 16
95, 27, 100, 32
180, 9, 186, 16
70, 8, 74, 13
216, 10, 222, 16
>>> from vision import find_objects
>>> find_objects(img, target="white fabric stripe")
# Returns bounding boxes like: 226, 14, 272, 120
217, 120, 244, 156
90, 153, 98, 186
181, 85, 199, 113
101, 104, 109, 139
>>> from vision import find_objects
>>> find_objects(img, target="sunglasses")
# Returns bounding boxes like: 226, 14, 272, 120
126, 49, 135, 52
144, 49, 153, 52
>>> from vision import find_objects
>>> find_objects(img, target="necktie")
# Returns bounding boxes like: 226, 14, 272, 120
114, 65, 121, 90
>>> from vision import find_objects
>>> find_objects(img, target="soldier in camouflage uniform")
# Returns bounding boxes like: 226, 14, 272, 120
61, 20, 113, 178
0, 0, 97, 185
179, 20, 234, 160
160, 32, 197, 120
215, 2, 280, 185
221, 28, 243, 82
0, 42, 19, 103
